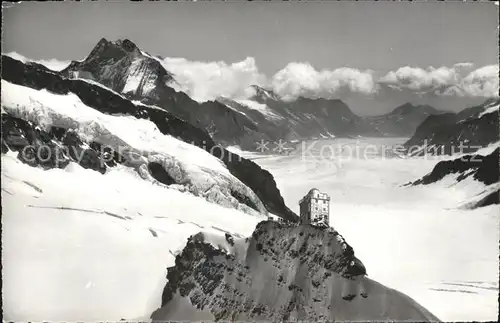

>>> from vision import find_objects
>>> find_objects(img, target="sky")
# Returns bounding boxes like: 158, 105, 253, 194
2, 1, 499, 114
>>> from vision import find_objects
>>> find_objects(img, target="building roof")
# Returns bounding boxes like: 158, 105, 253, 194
308, 188, 319, 194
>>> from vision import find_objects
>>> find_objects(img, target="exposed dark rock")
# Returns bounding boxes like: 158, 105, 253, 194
1, 139, 9, 154
230, 188, 261, 212
1, 114, 118, 174
224, 233, 234, 246
147, 162, 176, 186
408, 148, 499, 187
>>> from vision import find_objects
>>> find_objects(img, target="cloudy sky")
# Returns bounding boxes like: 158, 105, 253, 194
3, 1, 499, 114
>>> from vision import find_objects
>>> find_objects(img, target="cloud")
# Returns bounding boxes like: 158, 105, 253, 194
161, 55, 497, 103
379, 63, 499, 98
460, 65, 499, 97
271, 63, 377, 101
379, 66, 461, 92
4, 52, 70, 71
160, 56, 266, 102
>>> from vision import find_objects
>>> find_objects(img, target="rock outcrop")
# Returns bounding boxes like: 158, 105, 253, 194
408, 148, 499, 187
406, 147, 499, 208
151, 221, 440, 322
1, 113, 121, 173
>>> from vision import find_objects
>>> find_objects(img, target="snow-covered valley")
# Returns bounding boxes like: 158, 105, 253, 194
251, 138, 499, 322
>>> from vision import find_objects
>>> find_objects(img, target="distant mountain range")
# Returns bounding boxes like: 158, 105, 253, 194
4, 38, 497, 156
364, 103, 443, 137
53, 38, 457, 150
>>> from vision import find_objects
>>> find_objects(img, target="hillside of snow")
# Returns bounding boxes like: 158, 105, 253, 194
1, 80, 267, 216
1, 152, 266, 321
2, 54, 297, 221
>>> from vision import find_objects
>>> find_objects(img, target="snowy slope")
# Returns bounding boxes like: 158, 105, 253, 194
235, 99, 284, 121
478, 102, 499, 118
252, 138, 499, 321
2, 153, 265, 321
1, 80, 267, 216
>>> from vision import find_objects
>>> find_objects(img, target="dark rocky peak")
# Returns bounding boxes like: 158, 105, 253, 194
250, 85, 280, 102
113, 38, 141, 53
83, 38, 141, 63
61, 38, 174, 98
390, 103, 440, 116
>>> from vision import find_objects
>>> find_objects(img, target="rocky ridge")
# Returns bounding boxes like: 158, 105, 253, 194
406, 148, 499, 208
151, 221, 440, 322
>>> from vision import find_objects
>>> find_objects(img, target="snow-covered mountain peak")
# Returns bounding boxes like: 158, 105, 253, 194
69, 38, 135, 68
113, 38, 141, 53
62, 38, 174, 98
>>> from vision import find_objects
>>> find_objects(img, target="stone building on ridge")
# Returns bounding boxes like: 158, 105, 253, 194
299, 188, 330, 227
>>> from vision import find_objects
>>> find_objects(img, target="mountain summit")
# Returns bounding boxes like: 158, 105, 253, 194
62, 38, 175, 99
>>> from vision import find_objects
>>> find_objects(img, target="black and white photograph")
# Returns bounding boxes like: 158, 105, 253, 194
1, 1, 499, 322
